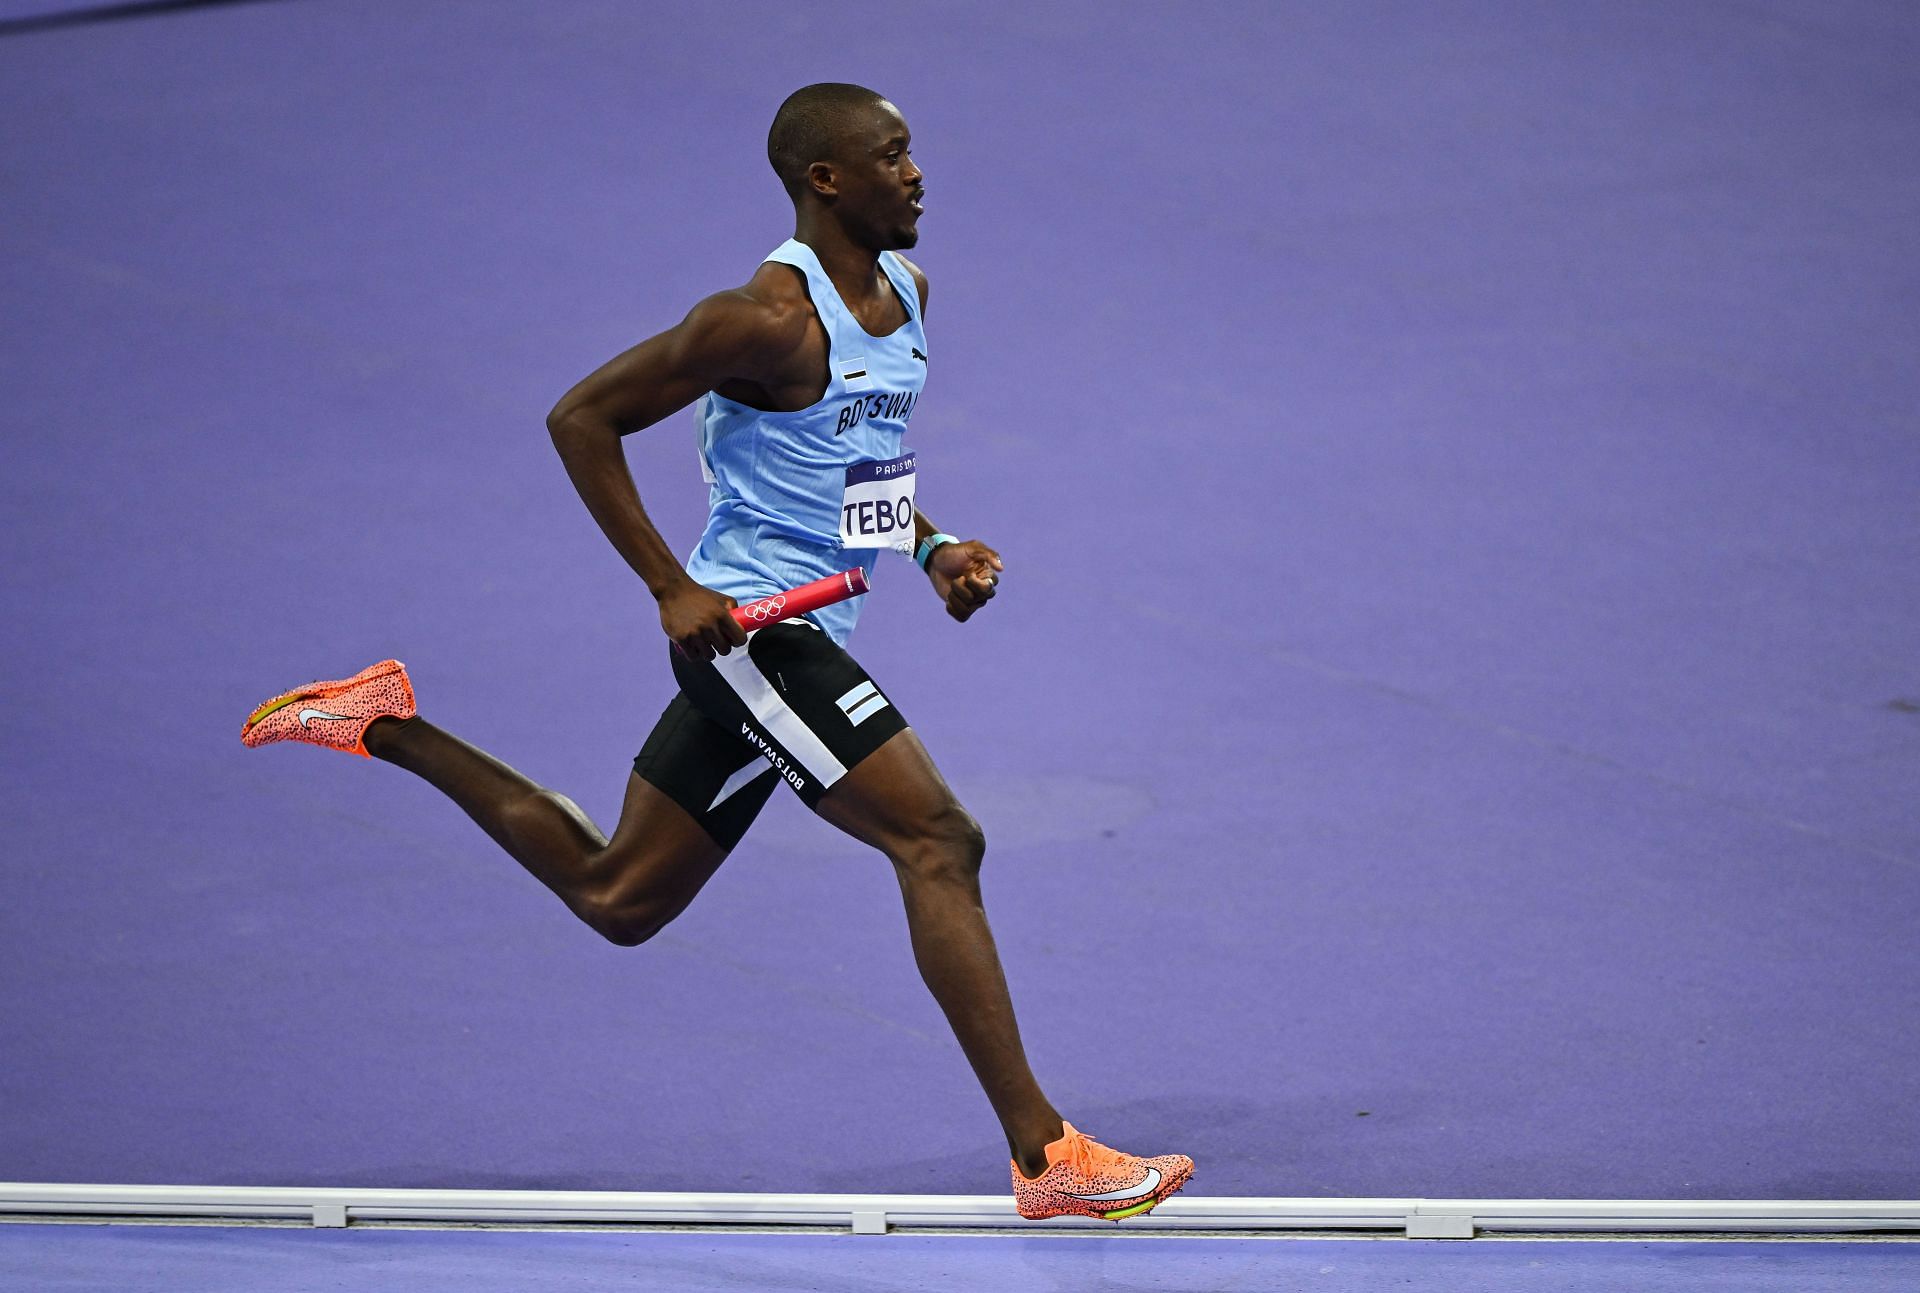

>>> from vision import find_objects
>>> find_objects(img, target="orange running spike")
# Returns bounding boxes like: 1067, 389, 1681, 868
240, 659, 416, 758
1011, 1122, 1194, 1221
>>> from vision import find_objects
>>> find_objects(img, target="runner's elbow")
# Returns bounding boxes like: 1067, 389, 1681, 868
546, 403, 588, 443
547, 406, 614, 461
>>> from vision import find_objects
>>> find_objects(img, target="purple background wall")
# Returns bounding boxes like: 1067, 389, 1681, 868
3, 1, 1917, 1199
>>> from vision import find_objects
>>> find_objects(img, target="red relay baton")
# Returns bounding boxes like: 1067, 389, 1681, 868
731, 567, 871, 631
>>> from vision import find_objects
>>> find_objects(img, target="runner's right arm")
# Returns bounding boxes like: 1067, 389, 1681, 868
547, 288, 809, 660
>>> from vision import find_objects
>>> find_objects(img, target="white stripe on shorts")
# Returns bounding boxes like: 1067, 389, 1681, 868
712, 647, 849, 786
707, 759, 776, 812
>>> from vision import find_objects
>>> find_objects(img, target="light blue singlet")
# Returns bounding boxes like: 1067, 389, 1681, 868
685, 239, 927, 646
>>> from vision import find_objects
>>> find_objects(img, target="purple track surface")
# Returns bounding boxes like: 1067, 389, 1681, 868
3, 1226, 1918, 1293
3, 1, 1917, 1201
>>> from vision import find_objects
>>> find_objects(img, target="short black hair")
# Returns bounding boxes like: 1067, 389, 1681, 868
767, 83, 888, 197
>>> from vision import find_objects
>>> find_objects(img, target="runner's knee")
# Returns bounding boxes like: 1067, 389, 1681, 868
580, 894, 672, 947
577, 867, 683, 947
894, 802, 986, 884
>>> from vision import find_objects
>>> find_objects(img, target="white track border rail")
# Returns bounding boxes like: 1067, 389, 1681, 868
2, 1185, 1916, 1236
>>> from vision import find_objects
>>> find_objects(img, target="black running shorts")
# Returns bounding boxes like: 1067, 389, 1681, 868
631, 619, 908, 847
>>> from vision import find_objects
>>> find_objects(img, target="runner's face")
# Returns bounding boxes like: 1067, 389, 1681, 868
833, 104, 924, 249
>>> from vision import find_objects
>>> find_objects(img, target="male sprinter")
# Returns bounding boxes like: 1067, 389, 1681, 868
241, 83, 1191, 1220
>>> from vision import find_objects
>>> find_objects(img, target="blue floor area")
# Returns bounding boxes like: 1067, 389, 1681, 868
3, 1225, 1918, 1293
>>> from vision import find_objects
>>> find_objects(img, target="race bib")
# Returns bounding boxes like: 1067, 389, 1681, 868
840, 452, 917, 549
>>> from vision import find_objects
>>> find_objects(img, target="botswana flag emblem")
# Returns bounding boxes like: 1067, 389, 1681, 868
838, 356, 873, 392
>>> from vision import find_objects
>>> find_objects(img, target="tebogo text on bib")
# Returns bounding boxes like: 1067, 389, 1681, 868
840, 452, 917, 549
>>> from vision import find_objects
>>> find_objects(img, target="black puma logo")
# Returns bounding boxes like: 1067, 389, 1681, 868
911, 347, 927, 363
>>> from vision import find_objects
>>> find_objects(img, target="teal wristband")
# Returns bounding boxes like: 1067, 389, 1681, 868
915, 532, 959, 571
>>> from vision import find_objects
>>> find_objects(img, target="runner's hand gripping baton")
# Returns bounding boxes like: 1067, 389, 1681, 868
730, 567, 871, 631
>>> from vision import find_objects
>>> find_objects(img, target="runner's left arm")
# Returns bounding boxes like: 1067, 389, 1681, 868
913, 509, 1002, 623
893, 258, 1000, 622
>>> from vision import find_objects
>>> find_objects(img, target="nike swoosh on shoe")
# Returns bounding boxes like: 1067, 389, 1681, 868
1065, 1166, 1162, 1202
299, 707, 352, 726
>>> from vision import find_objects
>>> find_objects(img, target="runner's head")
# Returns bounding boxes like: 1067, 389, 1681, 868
768, 83, 924, 249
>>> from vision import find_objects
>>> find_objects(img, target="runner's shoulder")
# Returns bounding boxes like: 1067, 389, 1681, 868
890, 253, 929, 313
680, 266, 816, 373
